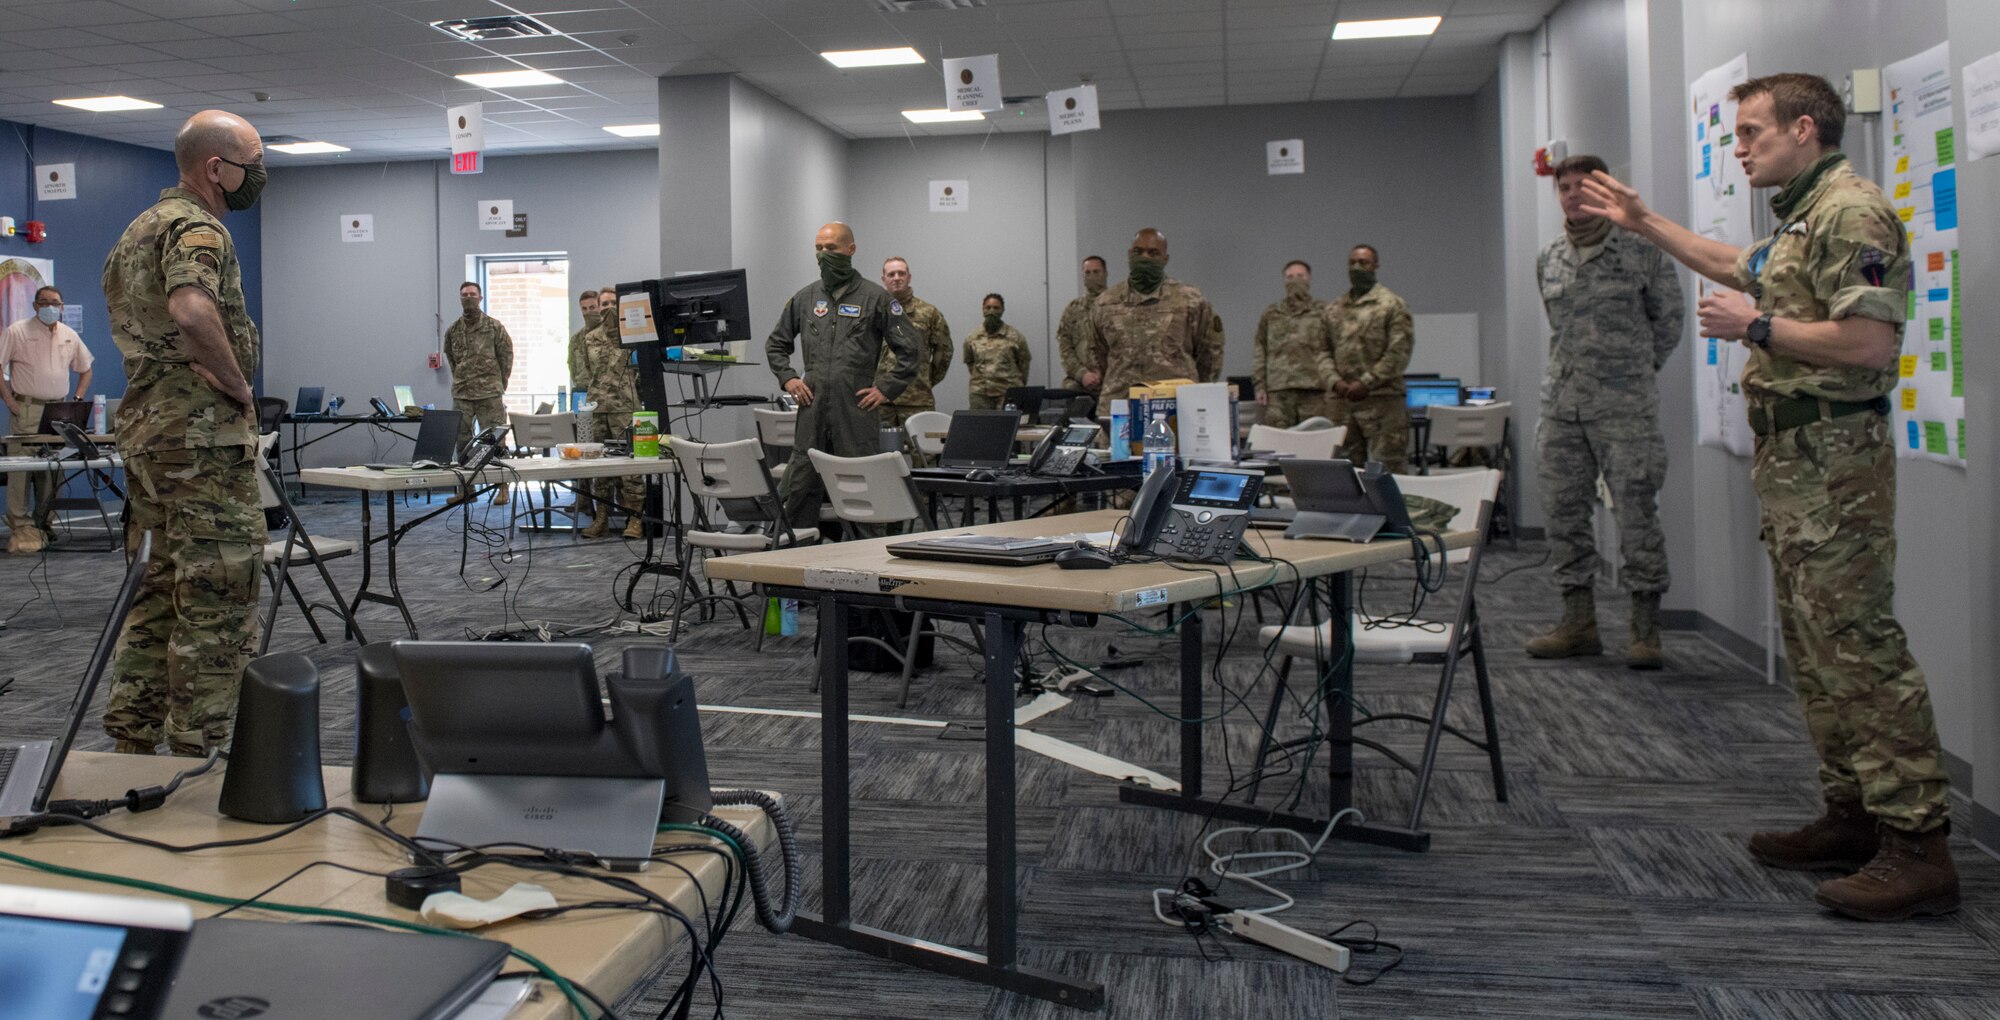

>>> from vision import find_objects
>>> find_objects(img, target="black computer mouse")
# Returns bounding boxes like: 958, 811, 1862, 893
965, 468, 998, 482
1054, 542, 1115, 569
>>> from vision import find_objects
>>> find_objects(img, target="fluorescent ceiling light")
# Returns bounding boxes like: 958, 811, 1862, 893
454, 69, 564, 89
1332, 16, 1442, 40
268, 141, 350, 154
901, 108, 983, 123
822, 47, 925, 69
603, 123, 660, 138
53, 95, 162, 112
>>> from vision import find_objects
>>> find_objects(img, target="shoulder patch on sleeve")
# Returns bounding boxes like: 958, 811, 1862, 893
890, 300, 904, 316
179, 229, 223, 249
1857, 246, 1891, 287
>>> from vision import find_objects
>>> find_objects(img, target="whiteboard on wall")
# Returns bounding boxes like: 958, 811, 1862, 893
1409, 312, 1480, 384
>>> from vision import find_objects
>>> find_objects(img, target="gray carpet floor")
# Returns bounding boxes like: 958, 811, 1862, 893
3, 490, 1998, 1020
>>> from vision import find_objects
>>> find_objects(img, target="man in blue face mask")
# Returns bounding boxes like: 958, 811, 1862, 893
1, 284, 94, 553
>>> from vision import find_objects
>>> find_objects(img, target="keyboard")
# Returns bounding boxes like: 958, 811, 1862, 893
0, 745, 17, 787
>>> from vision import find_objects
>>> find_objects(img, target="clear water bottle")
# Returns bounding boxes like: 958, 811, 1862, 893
1142, 411, 1176, 478
556, 384, 568, 413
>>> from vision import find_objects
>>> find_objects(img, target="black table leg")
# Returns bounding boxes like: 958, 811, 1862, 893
348, 490, 421, 639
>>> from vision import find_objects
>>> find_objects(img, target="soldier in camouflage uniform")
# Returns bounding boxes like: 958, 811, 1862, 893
1321, 245, 1413, 472
443, 280, 513, 496
875, 257, 953, 432
767, 222, 920, 532
581, 286, 645, 540
99, 110, 267, 758
1086, 229, 1224, 416
1527, 155, 1684, 670
1056, 256, 1108, 393
963, 293, 1031, 410
567, 289, 598, 400
1253, 260, 1335, 428
1583, 73, 1956, 921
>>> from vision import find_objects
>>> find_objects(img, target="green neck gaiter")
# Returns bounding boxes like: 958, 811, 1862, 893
1084, 280, 1106, 298
983, 313, 1004, 333
1565, 215, 1613, 249
1129, 257, 1165, 293
817, 251, 857, 293
1283, 280, 1314, 312
1771, 150, 1847, 221
1347, 269, 1376, 297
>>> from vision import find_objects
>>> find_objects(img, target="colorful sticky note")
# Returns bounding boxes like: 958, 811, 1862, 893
1900, 387, 1919, 411
1706, 338, 1718, 366
1938, 127, 1955, 167
1908, 420, 1921, 448
1958, 420, 1966, 457
1928, 251, 1947, 272
1894, 181, 1912, 198
1897, 155, 1911, 174
1933, 169, 1957, 231
1952, 251, 1963, 397
1932, 352, 1948, 371
1899, 354, 1919, 377
1898, 206, 1915, 222
1929, 318, 1946, 341
1924, 421, 1948, 455
1929, 288, 1951, 304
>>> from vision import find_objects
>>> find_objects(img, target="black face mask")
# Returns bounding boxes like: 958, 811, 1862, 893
217, 155, 266, 211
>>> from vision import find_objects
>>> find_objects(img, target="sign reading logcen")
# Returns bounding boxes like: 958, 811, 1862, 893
448, 102, 484, 175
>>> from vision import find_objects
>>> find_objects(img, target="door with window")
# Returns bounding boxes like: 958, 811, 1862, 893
472, 254, 570, 416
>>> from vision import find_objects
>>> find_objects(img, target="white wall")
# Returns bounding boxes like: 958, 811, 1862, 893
261, 148, 659, 467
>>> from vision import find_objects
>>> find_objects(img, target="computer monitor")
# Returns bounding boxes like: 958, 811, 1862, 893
293, 387, 324, 415
410, 411, 460, 464
1405, 378, 1462, 411
392, 385, 416, 412
939, 409, 1022, 470
35, 400, 91, 435
644, 269, 751, 347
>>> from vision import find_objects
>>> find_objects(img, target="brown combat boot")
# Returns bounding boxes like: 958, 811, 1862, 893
1747, 796, 1878, 871
1627, 591, 1663, 670
1814, 822, 1960, 921
1525, 586, 1601, 658
491, 484, 511, 505
622, 517, 646, 540
7, 523, 46, 555
580, 512, 611, 539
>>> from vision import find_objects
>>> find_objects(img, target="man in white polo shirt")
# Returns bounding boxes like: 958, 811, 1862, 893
1, 285, 94, 553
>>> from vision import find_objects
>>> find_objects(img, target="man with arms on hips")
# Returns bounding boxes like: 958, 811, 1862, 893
1, 285, 94, 553
1581, 72, 1957, 921
1526, 155, 1684, 670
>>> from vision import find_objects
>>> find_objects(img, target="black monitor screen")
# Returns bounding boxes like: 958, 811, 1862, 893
941, 410, 1021, 468
653, 269, 750, 345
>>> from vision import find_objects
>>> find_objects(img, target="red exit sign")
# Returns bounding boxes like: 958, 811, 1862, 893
451, 151, 482, 175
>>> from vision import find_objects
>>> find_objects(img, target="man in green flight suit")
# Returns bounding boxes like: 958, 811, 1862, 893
99, 109, 267, 757
766, 222, 920, 532
1582, 72, 1957, 921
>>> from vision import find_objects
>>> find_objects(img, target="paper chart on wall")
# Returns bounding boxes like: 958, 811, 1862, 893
1883, 41, 1965, 466
1689, 53, 1755, 457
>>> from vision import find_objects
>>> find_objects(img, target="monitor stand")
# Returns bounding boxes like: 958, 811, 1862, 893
416, 774, 666, 872
1284, 511, 1386, 543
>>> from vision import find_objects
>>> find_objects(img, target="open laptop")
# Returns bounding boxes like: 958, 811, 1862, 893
910, 410, 1022, 478
35, 400, 92, 436
292, 386, 325, 416
363, 409, 461, 470
1404, 378, 1461, 418
1248, 459, 1385, 541
0, 532, 150, 823
393, 384, 418, 413
161, 918, 508, 1020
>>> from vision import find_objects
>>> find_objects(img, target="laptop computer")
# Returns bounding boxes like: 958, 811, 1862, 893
0, 532, 150, 823
160, 918, 509, 1020
910, 410, 1022, 477
1248, 459, 1386, 541
1404, 378, 1462, 418
35, 400, 92, 436
363, 409, 461, 470
292, 386, 325, 416
393, 384, 418, 413
887, 534, 1074, 566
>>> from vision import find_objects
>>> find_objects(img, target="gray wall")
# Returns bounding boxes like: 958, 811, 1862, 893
1067, 99, 1496, 382
261, 148, 659, 467
846, 132, 1057, 414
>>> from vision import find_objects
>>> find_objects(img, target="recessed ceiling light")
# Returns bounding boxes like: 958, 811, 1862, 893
822, 47, 925, 69
268, 141, 350, 155
53, 95, 162, 112
603, 123, 660, 138
901, 108, 984, 123
1332, 16, 1442, 40
454, 69, 564, 89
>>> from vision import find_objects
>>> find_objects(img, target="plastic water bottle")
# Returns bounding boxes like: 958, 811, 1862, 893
90, 394, 106, 434
556, 385, 568, 413
1142, 412, 1176, 478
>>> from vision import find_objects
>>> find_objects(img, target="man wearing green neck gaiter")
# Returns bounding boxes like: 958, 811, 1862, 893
1580, 73, 1954, 923
1252, 260, 1336, 428
1082, 228, 1224, 417
1527, 154, 1684, 670
1323, 244, 1413, 471
962, 293, 1031, 409
766, 221, 922, 531
1056, 256, 1108, 393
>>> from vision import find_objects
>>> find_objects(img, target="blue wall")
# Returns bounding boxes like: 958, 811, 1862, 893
0, 119, 263, 410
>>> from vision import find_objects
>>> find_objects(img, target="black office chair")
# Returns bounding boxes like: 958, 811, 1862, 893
256, 396, 288, 435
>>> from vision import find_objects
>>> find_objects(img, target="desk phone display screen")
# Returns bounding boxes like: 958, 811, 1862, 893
1060, 426, 1096, 446
0, 915, 126, 1019
1182, 471, 1254, 508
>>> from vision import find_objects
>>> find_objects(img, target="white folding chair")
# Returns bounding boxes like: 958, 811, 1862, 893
904, 409, 951, 459
1247, 422, 1346, 460
751, 407, 799, 482
1424, 402, 1514, 544
668, 436, 818, 643
805, 450, 982, 707
255, 432, 364, 652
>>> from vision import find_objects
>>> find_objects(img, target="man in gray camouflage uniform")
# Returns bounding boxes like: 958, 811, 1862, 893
1583, 73, 1957, 921
100, 110, 267, 757
1527, 155, 1684, 669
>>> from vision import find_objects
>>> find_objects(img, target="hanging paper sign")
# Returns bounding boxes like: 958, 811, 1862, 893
1048, 84, 1099, 135
478, 199, 513, 231
929, 180, 969, 213
943, 54, 1002, 112
448, 102, 484, 174
1266, 140, 1304, 175
341, 214, 374, 242
36, 163, 76, 200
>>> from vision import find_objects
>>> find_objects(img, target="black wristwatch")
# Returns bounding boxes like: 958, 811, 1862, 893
1747, 314, 1774, 350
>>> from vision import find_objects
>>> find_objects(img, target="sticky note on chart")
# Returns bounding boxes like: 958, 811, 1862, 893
1901, 388, 1919, 411
1933, 168, 1958, 230
1898, 207, 1915, 223
1928, 251, 1947, 272
1924, 421, 1949, 455
1900, 355, 1918, 377
1894, 181, 1912, 198
1938, 127, 1956, 167
1897, 155, 1911, 174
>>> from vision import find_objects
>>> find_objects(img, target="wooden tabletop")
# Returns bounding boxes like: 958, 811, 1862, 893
0, 752, 775, 1020
706, 508, 1474, 614
299, 454, 677, 492
0, 454, 120, 473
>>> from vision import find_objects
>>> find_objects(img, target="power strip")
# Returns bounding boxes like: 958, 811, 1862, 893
1217, 910, 1350, 973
